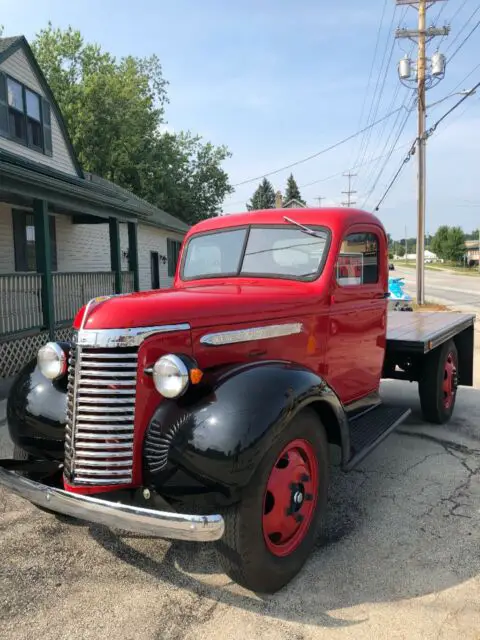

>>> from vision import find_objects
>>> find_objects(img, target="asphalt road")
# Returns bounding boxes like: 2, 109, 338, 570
393, 265, 480, 314
1, 379, 479, 640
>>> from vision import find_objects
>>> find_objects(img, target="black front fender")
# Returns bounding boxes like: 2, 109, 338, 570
143, 361, 348, 504
7, 350, 69, 461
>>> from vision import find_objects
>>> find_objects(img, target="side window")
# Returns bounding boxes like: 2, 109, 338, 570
336, 232, 379, 286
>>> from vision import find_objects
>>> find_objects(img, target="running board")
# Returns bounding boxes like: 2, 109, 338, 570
344, 405, 411, 471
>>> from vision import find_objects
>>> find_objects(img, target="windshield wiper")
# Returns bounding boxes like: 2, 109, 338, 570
283, 216, 324, 239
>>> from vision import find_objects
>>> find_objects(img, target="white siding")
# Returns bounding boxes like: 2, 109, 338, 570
0, 48, 78, 176
138, 225, 185, 291
0, 202, 186, 291
55, 216, 129, 273
0, 203, 15, 273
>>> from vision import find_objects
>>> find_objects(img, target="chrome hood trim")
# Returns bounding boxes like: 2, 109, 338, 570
75, 324, 191, 348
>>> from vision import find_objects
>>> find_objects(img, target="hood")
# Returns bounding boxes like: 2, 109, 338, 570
77, 282, 320, 331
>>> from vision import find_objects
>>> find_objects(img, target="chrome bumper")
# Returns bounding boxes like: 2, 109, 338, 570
0, 468, 224, 542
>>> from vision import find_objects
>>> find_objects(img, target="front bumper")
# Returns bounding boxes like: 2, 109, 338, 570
0, 468, 225, 542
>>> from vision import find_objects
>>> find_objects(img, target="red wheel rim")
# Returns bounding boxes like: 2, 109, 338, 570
443, 351, 457, 409
262, 438, 318, 557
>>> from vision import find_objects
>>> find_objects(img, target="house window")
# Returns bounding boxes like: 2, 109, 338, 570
12, 210, 58, 272
336, 232, 379, 286
167, 238, 182, 278
0, 72, 52, 155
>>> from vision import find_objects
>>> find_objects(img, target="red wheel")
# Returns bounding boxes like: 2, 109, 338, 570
216, 409, 329, 593
419, 339, 459, 424
262, 439, 318, 557
442, 351, 457, 410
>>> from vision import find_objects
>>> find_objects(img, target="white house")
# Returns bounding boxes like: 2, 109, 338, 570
0, 35, 188, 378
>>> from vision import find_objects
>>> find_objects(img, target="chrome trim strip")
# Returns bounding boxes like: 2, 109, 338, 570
0, 469, 225, 542
200, 322, 304, 346
75, 323, 191, 348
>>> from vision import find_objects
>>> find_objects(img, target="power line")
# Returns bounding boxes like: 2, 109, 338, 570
362, 97, 416, 208
437, 0, 468, 49
355, 6, 401, 172
231, 105, 409, 188
374, 78, 480, 210
448, 18, 480, 63
445, 4, 480, 55
351, 0, 389, 167
374, 139, 417, 211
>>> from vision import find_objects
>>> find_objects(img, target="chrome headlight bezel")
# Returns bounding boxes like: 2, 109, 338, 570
37, 342, 68, 381
152, 354, 190, 398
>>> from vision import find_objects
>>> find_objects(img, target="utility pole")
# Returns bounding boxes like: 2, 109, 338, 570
315, 196, 325, 207
405, 225, 408, 264
342, 172, 357, 207
396, 0, 449, 304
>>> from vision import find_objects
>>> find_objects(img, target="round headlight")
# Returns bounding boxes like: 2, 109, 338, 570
152, 354, 189, 398
38, 342, 67, 380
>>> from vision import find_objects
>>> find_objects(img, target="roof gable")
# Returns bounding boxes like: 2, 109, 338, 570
0, 35, 83, 176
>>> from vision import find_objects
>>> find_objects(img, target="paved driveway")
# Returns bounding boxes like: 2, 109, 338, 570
1, 380, 479, 640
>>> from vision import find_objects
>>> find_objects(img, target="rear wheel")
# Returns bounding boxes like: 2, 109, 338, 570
216, 408, 329, 593
419, 340, 458, 424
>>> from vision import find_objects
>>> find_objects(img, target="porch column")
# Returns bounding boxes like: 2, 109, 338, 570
109, 217, 122, 294
33, 199, 54, 340
127, 221, 140, 292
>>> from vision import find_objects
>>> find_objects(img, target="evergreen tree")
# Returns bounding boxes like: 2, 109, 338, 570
246, 178, 276, 211
283, 173, 306, 206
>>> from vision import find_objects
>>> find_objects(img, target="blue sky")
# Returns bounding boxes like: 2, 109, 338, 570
1, 0, 479, 239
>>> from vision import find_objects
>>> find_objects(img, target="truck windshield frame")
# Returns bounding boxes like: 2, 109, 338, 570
180, 224, 331, 282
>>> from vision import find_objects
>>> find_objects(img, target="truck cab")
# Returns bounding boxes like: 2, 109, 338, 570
1, 207, 475, 594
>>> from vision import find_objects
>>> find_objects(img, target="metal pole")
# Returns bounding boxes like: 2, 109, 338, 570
416, 0, 427, 304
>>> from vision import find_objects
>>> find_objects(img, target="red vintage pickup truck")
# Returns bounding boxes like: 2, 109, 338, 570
0, 207, 475, 593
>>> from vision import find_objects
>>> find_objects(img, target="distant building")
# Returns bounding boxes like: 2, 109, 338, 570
465, 240, 479, 267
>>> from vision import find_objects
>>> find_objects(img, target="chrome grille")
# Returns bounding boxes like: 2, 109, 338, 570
65, 345, 138, 486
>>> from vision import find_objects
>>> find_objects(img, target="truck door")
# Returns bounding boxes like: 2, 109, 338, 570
326, 226, 387, 405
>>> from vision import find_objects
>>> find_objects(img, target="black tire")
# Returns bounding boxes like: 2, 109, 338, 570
215, 408, 329, 593
419, 339, 458, 424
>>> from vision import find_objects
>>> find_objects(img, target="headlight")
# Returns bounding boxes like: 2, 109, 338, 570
37, 342, 67, 380
152, 354, 189, 398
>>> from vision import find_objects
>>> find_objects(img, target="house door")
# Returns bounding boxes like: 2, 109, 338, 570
326, 226, 388, 405
150, 251, 160, 289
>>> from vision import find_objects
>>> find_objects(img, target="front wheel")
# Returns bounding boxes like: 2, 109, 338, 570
419, 340, 458, 424
215, 408, 329, 593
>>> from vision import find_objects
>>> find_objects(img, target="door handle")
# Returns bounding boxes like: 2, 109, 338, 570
375, 292, 390, 299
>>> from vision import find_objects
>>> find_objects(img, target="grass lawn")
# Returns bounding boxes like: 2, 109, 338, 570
394, 261, 480, 276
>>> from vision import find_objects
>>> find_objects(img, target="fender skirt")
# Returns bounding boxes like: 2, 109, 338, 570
143, 361, 348, 505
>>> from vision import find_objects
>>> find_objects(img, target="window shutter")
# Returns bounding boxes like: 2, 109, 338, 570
12, 209, 27, 272
42, 99, 52, 156
49, 216, 58, 271
0, 72, 9, 137
167, 239, 174, 277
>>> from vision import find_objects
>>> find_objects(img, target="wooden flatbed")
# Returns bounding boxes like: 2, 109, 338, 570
385, 310, 475, 388
386, 311, 475, 354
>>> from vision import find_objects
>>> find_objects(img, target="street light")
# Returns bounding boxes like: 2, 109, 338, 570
427, 88, 476, 110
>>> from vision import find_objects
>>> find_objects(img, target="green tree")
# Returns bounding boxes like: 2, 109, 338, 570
444, 226, 466, 262
31, 24, 232, 223
283, 173, 306, 206
431, 225, 450, 260
246, 178, 276, 210
396, 245, 405, 258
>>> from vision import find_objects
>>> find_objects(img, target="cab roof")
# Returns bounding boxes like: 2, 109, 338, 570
189, 207, 385, 237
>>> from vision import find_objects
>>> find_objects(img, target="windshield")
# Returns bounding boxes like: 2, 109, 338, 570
181, 226, 329, 280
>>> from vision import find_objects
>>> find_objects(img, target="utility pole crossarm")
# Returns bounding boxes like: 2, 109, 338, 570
396, 27, 450, 39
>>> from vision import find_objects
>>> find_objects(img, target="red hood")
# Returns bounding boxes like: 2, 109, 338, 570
77, 282, 321, 331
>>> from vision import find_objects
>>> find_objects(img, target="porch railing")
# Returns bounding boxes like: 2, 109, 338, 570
0, 273, 43, 336
1, 271, 136, 337
53, 272, 117, 324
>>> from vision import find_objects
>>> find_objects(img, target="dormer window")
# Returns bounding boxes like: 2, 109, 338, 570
0, 72, 52, 155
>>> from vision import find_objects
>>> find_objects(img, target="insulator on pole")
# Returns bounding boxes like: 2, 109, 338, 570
398, 56, 412, 80
431, 52, 446, 76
